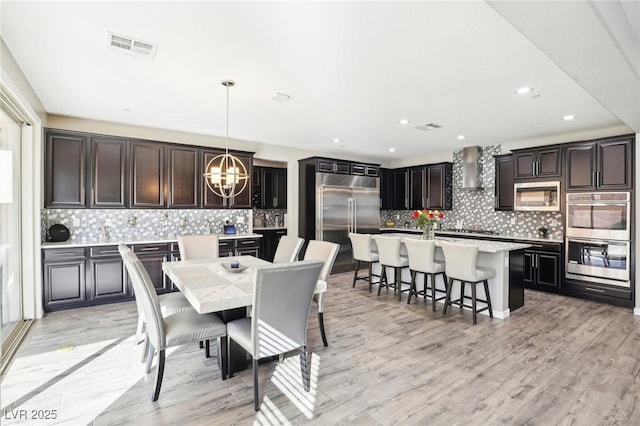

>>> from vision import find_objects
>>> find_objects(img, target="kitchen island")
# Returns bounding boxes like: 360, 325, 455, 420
374, 233, 530, 319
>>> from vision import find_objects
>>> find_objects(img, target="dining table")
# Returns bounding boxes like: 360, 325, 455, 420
162, 255, 327, 378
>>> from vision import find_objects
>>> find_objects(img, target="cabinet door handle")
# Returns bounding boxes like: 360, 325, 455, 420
585, 287, 605, 294
99, 250, 119, 255
51, 251, 80, 256
140, 247, 160, 251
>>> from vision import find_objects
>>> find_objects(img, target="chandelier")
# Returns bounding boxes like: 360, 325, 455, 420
203, 79, 249, 199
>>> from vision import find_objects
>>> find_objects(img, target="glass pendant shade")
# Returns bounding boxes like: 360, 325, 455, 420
203, 79, 248, 199
203, 153, 248, 198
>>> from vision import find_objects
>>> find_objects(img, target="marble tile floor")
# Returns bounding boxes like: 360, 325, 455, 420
2, 272, 640, 425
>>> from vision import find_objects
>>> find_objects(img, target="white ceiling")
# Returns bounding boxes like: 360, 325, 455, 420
1, 1, 638, 162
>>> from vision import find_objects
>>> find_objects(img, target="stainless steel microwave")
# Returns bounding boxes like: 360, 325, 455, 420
514, 181, 560, 211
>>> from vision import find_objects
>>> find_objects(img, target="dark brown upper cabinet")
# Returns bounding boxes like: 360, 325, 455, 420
316, 158, 350, 174
90, 136, 127, 208
351, 163, 379, 177
167, 146, 199, 208
409, 167, 425, 209
259, 167, 287, 209
201, 150, 253, 208
514, 147, 561, 180
379, 163, 452, 211
425, 163, 453, 210
379, 168, 393, 210
565, 135, 633, 191
45, 130, 87, 208
494, 154, 514, 211
130, 141, 165, 208
393, 169, 409, 210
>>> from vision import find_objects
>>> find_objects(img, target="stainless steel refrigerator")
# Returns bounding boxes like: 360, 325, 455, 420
315, 173, 380, 269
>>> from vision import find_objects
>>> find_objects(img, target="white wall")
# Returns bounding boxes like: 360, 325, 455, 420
635, 132, 640, 316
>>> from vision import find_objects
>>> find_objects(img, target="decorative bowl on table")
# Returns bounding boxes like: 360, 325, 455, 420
221, 263, 247, 273
385, 221, 395, 228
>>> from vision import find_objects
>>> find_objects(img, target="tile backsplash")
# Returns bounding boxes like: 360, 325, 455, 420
253, 209, 287, 228
380, 145, 564, 239
42, 209, 253, 242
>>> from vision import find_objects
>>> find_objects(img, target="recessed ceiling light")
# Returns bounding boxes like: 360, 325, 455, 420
399, 119, 410, 125
457, 135, 465, 140
270, 92, 290, 102
515, 86, 533, 95
563, 114, 577, 121
389, 148, 396, 153
332, 138, 341, 143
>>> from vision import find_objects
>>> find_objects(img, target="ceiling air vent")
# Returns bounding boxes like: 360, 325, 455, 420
414, 123, 442, 131
107, 32, 158, 60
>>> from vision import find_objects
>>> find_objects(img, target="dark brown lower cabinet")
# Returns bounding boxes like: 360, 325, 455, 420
235, 240, 260, 257
89, 257, 128, 301
43, 252, 87, 310
43, 237, 263, 311
523, 243, 562, 291
255, 229, 286, 262
132, 243, 170, 294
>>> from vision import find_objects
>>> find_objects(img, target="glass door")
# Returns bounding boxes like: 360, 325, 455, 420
0, 108, 23, 369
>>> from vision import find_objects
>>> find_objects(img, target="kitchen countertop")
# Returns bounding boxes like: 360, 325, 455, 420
41, 233, 263, 249
253, 227, 287, 231
380, 227, 563, 243
381, 233, 531, 253
435, 230, 563, 244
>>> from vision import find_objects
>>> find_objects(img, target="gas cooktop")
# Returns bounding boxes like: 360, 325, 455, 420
440, 228, 499, 236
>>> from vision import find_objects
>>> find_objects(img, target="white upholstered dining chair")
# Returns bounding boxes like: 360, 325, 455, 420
226, 260, 324, 411
120, 244, 227, 401
177, 234, 220, 260
118, 245, 193, 358
302, 240, 340, 347
272, 235, 304, 263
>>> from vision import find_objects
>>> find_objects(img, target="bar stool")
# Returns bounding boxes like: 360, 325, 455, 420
372, 235, 411, 301
439, 241, 494, 324
402, 238, 447, 310
349, 233, 380, 292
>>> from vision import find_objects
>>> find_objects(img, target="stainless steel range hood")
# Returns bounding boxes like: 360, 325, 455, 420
461, 146, 483, 190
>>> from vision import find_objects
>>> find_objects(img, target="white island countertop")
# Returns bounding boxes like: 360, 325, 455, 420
41, 233, 263, 249
380, 227, 562, 244
380, 233, 531, 253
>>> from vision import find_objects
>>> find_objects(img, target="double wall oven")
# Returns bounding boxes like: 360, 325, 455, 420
565, 192, 631, 287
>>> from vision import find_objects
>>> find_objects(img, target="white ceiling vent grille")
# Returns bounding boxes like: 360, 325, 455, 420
107, 32, 158, 60
414, 123, 442, 131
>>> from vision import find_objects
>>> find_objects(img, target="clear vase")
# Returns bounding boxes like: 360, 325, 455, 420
422, 225, 434, 240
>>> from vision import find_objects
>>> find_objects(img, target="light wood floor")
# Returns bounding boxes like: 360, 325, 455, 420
3, 271, 640, 425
